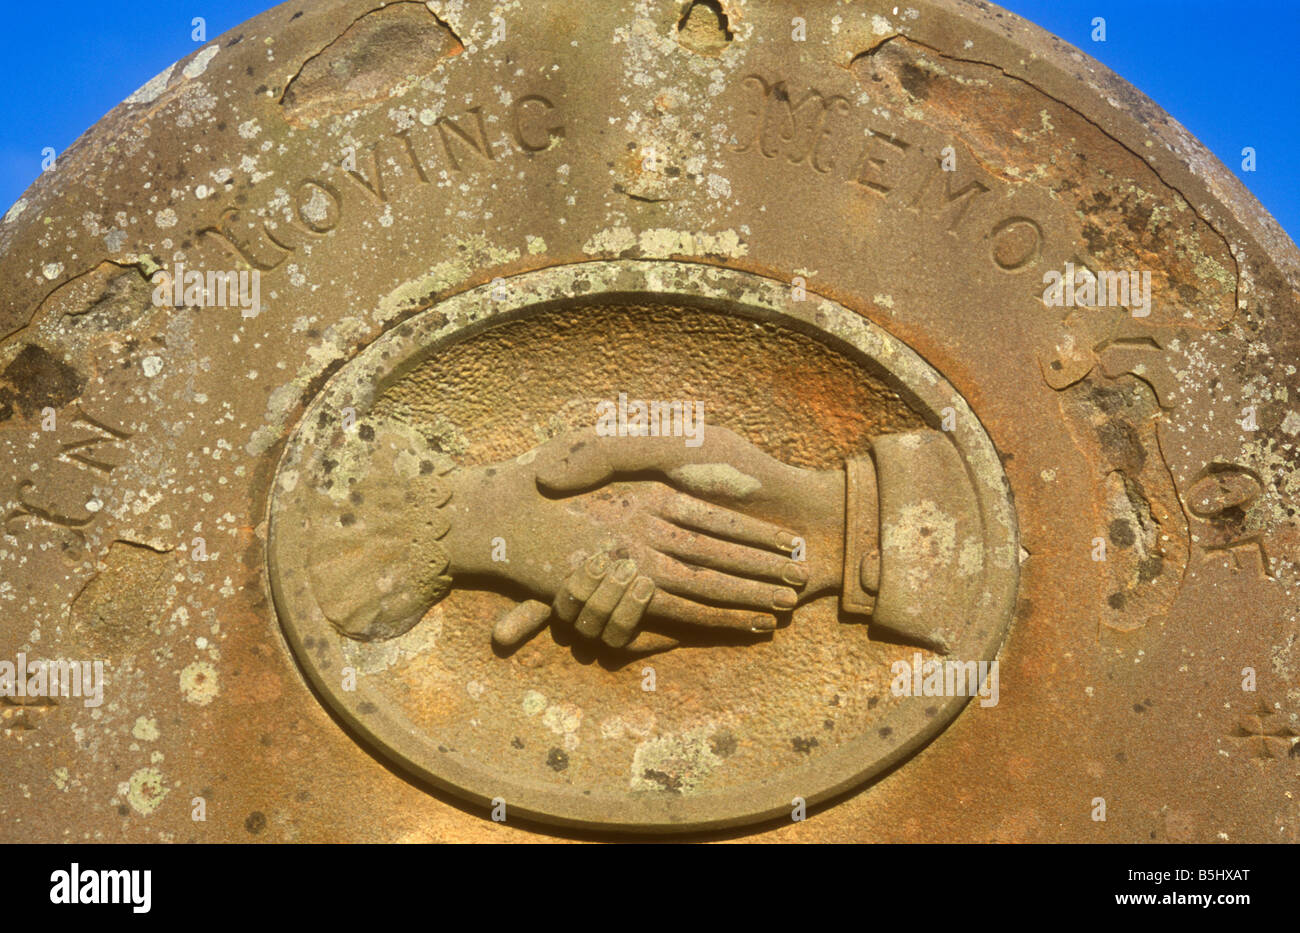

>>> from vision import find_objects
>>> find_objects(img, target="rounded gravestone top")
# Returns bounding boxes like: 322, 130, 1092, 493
1, 0, 1296, 841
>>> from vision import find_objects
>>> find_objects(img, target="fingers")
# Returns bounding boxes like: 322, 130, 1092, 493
659, 495, 798, 553
530, 545, 790, 654
495, 585, 773, 649
553, 552, 610, 624
559, 553, 656, 648
497, 551, 779, 651
646, 589, 779, 633
641, 551, 799, 613
492, 600, 551, 648
649, 517, 806, 585
603, 575, 655, 648
574, 559, 636, 638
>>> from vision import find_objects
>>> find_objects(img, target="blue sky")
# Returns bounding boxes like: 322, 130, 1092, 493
0, 1, 1296, 239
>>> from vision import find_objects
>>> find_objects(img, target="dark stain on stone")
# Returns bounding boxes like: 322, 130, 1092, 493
546, 748, 569, 771
643, 769, 683, 793
1108, 518, 1136, 548
0, 344, 85, 421
1097, 418, 1146, 472
1137, 554, 1164, 582
898, 62, 933, 99
244, 811, 267, 834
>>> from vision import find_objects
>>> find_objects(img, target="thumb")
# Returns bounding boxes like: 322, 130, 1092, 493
535, 430, 716, 493
533, 433, 613, 492
625, 631, 680, 654
492, 600, 551, 647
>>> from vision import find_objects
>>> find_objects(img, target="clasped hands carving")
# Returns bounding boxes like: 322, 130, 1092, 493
310, 424, 884, 655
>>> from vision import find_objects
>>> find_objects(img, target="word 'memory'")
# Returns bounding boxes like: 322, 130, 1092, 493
151, 263, 261, 318
50, 863, 151, 914
595, 393, 705, 447
890, 652, 999, 708
1042, 262, 1151, 317
731, 73, 1051, 274
0, 653, 104, 708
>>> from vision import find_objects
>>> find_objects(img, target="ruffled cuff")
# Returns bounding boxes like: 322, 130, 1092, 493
306, 423, 455, 641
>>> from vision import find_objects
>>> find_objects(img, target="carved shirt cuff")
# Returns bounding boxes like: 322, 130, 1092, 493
840, 454, 879, 617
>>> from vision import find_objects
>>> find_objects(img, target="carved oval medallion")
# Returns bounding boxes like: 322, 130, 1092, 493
267, 260, 1018, 831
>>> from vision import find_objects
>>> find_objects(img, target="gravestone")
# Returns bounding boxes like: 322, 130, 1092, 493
1, 0, 1297, 840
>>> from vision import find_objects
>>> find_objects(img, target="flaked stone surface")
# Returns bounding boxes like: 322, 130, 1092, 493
0, 0, 1297, 841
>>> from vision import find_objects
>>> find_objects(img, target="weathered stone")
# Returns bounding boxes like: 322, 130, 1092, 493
1, 0, 1297, 841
